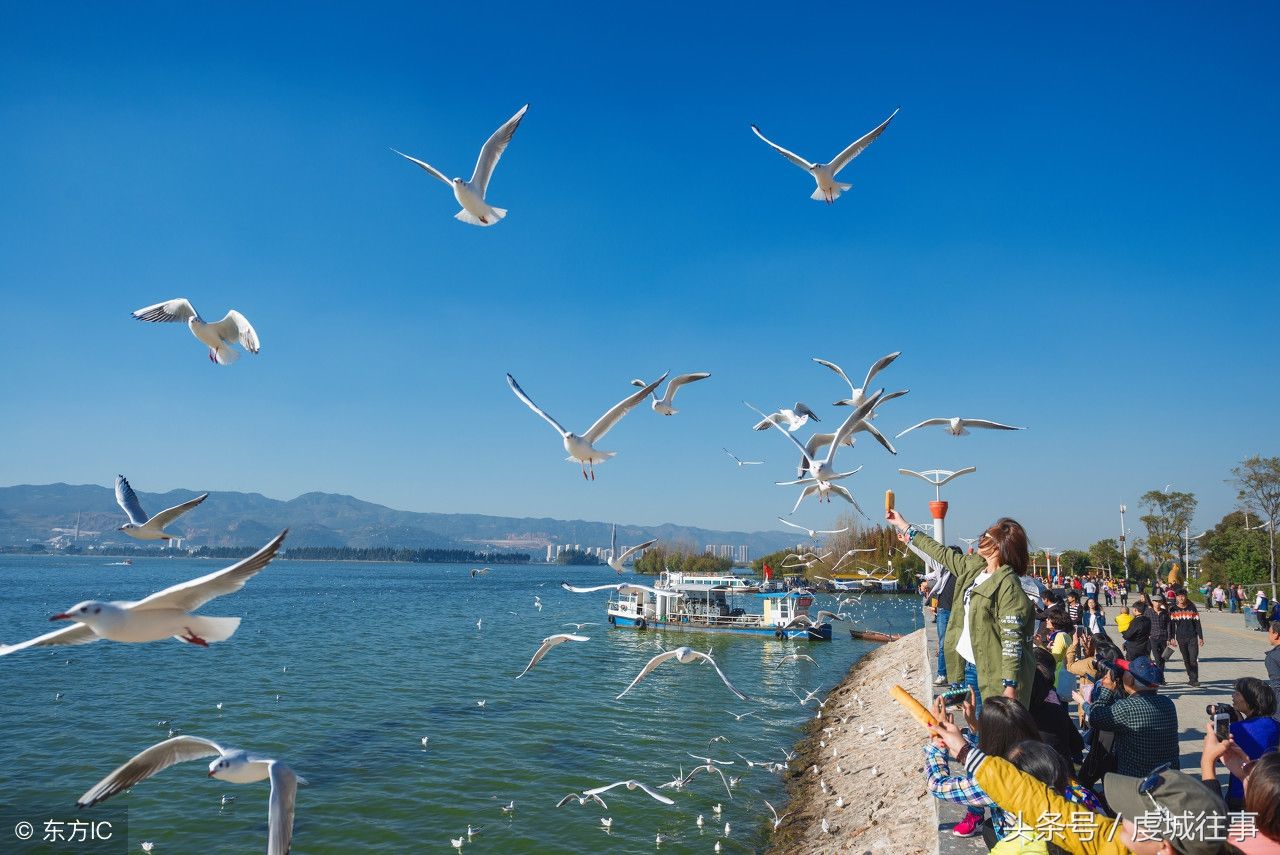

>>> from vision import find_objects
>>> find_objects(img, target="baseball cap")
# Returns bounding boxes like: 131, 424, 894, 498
1115, 657, 1163, 686
1104, 764, 1228, 855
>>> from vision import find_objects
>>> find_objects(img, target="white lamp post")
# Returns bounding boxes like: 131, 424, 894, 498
1183, 527, 1207, 582
1119, 504, 1129, 583
1247, 517, 1276, 601
898, 467, 976, 548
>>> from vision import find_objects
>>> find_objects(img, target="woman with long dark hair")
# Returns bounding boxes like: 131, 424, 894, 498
888, 510, 1036, 706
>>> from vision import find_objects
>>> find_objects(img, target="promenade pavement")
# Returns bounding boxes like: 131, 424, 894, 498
929, 601, 1273, 855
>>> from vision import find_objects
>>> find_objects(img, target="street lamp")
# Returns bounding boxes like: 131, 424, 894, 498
1183, 527, 1207, 582
959, 536, 978, 554
1119, 504, 1129, 583
898, 467, 976, 547
1247, 517, 1277, 601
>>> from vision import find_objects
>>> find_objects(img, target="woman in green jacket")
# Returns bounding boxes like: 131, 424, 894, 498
887, 509, 1036, 708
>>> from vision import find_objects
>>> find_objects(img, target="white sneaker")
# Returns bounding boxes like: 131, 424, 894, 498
933, 675, 948, 686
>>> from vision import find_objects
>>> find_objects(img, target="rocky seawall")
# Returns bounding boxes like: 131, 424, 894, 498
766, 628, 936, 855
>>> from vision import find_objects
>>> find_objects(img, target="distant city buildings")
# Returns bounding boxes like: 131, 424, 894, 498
704, 544, 749, 563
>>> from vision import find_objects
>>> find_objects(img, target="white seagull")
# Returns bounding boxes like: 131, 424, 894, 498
895, 417, 1027, 438
773, 653, 817, 669
608, 525, 656, 574
132, 298, 260, 365
514, 633, 589, 679
617, 646, 748, 701
629, 372, 711, 415
722, 448, 764, 467
777, 518, 849, 539
556, 791, 609, 809
583, 780, 675, 806
392, 104, 528, 227
76, 735, 305, 855
507, 372, 667, 479
114, 475, 208, 541
764, 799, 793, 831
561, 582, 682, 600
813, 353, 901, 408
750, 108, 898, 203
752, 404, 819, 432
0, 531, 286, 656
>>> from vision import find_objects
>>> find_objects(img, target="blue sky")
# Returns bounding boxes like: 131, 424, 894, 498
1, 2, 1276, 550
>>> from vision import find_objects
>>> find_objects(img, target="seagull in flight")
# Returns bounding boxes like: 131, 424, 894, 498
681, 764, 734, 799
507, 372, 667, 479
608, 525, 656, 574
813, 353, 901, 408
131, 298, 260, 365
556, 791, 609, 809
777, 518, 849, 539
114, 475, 208, 541
764, 799, 793, 831
752, 404, 819, 432
0, 532, 286, 656
795, 418, 901, 477
76, 735, 305, 855
583, 780, 675, 806
773, 653, 817, 668
750, 108, 898, 203
895, 417, 1026, 438
722, 448, 763, 467
617, 646, 748, 701
392, 104, 528, 226
514, 633, 589, 679
561, 582, 682, 600
630, 372, 711, 415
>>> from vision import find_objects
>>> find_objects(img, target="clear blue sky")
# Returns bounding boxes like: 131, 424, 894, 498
1, 2, 1276, 550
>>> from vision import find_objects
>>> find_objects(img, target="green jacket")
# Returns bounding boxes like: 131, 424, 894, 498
912, 532, 1035, 707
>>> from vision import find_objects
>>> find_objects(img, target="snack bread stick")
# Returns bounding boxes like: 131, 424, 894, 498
890, 684, 938, 728
885, 489, 895, 512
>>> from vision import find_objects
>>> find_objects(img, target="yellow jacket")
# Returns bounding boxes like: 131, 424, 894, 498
1115, 612, 1132, 633
966, 749, 1129, 855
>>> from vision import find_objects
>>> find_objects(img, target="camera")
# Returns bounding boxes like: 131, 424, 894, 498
1095, 656, 1122, 680
941, 686, 970, 708
1206, 703, 1241, 742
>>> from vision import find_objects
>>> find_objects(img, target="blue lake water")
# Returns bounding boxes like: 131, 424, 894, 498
0, 555, 922, 853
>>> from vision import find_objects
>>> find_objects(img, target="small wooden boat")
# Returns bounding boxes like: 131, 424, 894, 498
849, 628, 903, 643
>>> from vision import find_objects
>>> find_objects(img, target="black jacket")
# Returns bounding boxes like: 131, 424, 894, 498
1122, 614, 1152, 659
1148, 608, 1171, 643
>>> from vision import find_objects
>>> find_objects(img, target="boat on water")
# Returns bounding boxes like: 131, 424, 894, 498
605, 571, 832, 640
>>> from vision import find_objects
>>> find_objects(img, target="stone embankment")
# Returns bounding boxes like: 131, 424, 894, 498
767, 628, 936, 855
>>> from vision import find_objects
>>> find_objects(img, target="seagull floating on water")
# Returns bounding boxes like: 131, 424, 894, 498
77, 735, 305, 855
617, 647, 748, 701
895, 417, 1026, 438
0, 532, 286, 656
514, 633, 589, 679
392, 104, 528, 227
131, 298, 260, 365
629, 372, 711, 415
114, 475, 208, 541
508, 372, 667, 479
750, 108, 898, 203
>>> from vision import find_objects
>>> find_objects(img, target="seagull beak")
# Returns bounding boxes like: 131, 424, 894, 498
208, 770, 216, 778
50, 613, 70, 621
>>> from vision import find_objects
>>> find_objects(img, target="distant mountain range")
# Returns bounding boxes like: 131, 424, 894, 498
0, 483, 801, 558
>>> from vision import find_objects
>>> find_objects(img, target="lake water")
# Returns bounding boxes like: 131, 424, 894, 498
0, 555, 922, 853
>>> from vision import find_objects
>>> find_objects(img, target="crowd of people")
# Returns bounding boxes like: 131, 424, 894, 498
892, 508, 1280, 855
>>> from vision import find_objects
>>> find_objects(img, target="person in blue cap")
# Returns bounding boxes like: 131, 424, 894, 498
1087, 655, 1181, 777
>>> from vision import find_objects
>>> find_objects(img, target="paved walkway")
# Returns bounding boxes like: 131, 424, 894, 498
928, 603, 1273, 855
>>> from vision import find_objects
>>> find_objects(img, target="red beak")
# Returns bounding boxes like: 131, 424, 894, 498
50, 614, 70, 621
208, 771, 215, 778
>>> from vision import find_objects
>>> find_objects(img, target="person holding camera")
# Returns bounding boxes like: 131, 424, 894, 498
1216, 677, 1280, 811
1170, 590, 1205, 686
1088, 656, 1180, 777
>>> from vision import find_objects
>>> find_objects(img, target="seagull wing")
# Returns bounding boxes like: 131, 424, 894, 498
812, 358, 856, 397
616, 649, 680, 699
861, 351, 901, 391
132, 530, 287, 613
515, 633, 588, 679
470, 104, 528, 197
750, 125, 814, 171
829, 108, 899, 175
267, 761, 301, 855
145, 493, 209, 530
632, 780, 676, 805
210, 311, 260, 354
616, 538, 656, 564
391, 148, 452, 186
506, 374, 570, 437
799, 432, 836, 477
0, 621, 101, 656
776, 517, 807, 533
824, 390, 884, 465
859, 420, 897, 455
744, 402, 813, 466
894, 418, 949, 439
691, 651, 749, 701
77, 736, 226, 807
114, 475, 149, 525
583, 373, 667, 443
960, 419, 1026, 431
560, 582, 623, 593
664, 372, 710, 403
132, 298, 198, 323
611, 524, 618, 557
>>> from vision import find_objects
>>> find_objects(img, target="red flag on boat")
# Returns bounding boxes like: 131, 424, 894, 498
763, 563, 773, 581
